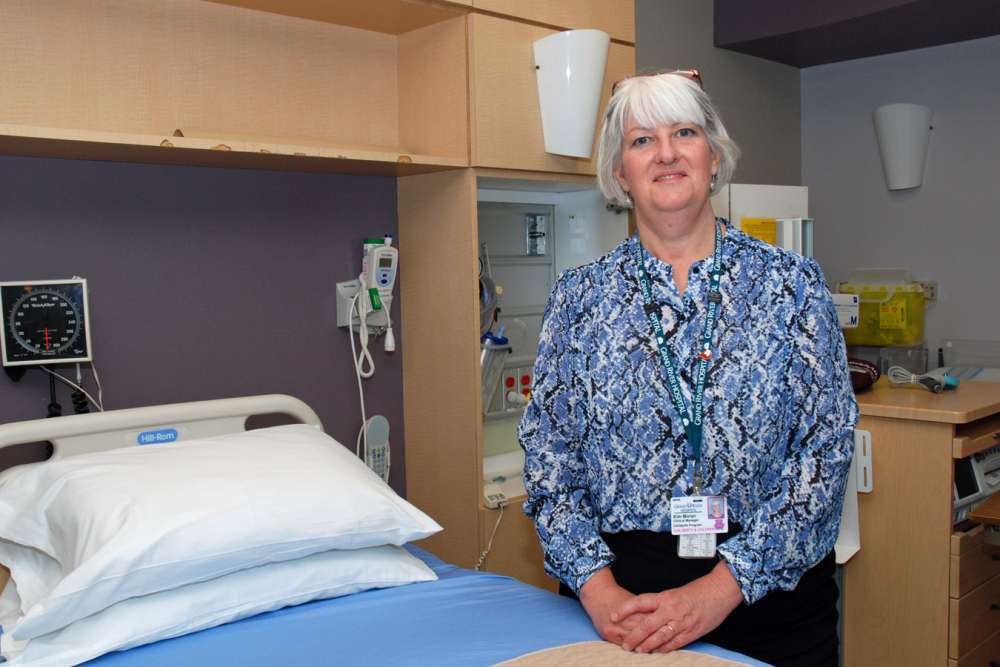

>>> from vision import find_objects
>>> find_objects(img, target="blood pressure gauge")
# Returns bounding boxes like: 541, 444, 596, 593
1, 279, 92, 367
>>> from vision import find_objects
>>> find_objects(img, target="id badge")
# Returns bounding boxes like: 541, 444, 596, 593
678, 532, 716, 559
670, 495, 728, 559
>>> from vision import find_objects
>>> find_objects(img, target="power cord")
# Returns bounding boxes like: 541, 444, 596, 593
71, 364, 89, 414
886, 366, 959, 393
90, 361, 104, 411
349, 290, 376, 380
40, 364, 104, 412
475, 501, 507, 571
46, 370, 61, 418
348, 283, 395, 470
349, 290, 371, 462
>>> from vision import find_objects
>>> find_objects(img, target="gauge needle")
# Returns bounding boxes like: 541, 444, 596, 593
44, 327, 50, 351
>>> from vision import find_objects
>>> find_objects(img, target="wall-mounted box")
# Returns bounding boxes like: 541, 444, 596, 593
839, 270, 926, 347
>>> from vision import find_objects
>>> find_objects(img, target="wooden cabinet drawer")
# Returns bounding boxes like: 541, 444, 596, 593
948, 628, 1000, 667
950, 572, 1000, 659
953, 524, 1000, 598
953, 414, 1000, 458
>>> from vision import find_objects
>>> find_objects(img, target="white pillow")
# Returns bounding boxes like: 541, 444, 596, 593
0, 544, 437, 667
0, 540, 57, 619
0, 424, 441, 640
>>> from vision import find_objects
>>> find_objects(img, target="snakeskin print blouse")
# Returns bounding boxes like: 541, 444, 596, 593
518, 220, 858, 604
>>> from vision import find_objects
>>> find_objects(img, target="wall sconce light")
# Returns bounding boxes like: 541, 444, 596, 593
873, 103, 933, 190
533, 29, 610, 158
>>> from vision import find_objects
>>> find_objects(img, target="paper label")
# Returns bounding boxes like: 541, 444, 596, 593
833, 293, 859, 328
740, 217, 778, 246
678, 532, 717, 558
879, 300, 907, 330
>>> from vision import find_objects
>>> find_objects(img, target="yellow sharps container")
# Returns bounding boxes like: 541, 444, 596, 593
837, 270, 926, 347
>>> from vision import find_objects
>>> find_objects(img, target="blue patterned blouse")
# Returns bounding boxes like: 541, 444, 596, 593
518, 220, 858, 604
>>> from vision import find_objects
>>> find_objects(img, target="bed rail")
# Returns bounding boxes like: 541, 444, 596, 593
0, 394, 322, 461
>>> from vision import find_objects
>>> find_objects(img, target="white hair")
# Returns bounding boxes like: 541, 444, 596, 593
596, 73, 740, 207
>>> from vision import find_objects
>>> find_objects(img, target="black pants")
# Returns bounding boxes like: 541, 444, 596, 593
560, 528, 838, 667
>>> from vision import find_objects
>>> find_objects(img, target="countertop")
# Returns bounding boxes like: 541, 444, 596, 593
856, 378, 1000, 424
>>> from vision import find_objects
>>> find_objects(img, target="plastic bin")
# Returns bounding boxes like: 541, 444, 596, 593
838, 269, 925, 347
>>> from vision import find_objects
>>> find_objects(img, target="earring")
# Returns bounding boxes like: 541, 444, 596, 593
709, 174, 718, 193
624, 192, 634, 208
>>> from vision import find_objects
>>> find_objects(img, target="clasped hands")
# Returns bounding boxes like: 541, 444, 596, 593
578, 561, 743, 655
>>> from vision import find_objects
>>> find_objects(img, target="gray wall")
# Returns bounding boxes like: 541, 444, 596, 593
636, 0, 802, 185
802, 35, 1000, 355
0, 156, 407, 493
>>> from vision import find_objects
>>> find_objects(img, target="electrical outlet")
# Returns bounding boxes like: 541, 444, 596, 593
919, 281, 938, 302
518, 368, 533, 398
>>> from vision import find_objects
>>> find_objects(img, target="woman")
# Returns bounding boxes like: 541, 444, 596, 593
519, 70, 857, 666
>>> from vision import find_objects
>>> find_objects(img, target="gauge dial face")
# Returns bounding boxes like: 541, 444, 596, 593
1, 281, 91, 366
10, 289, 82, 353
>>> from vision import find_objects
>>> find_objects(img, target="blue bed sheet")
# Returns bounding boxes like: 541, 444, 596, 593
85, 547, 768, 666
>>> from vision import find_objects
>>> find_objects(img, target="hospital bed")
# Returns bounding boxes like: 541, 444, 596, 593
0, 395, 766, 666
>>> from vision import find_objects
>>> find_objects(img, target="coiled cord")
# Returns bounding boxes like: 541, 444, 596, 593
887, 366, 944, 393
475, 503, 506, 571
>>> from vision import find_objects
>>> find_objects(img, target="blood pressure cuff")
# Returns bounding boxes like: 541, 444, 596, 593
847, 358, 880, 392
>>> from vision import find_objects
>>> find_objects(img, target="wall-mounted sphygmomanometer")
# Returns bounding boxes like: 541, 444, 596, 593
1, 279, 92, 368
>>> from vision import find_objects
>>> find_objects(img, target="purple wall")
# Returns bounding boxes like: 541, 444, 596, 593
0, 155, 407, 493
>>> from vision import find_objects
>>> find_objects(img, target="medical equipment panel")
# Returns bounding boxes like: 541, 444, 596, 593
954, 444, 1000, 523
1, 279, 92, 367
335, 237, 397, 482
363, 241, 399, 296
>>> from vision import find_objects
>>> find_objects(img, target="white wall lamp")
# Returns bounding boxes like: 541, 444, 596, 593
533, 29, 610, 158
873, 103, 933, 190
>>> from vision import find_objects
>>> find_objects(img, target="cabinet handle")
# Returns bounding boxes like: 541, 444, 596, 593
992, 603, 1000, 610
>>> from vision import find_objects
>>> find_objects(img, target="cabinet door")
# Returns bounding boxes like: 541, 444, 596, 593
469, 14, 634, 175
398, 169, 483, 568
473, 0, 635, 43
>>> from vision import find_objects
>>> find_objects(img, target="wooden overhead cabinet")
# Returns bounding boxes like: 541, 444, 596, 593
473, 0, 635, 43
0, 0, 469, 175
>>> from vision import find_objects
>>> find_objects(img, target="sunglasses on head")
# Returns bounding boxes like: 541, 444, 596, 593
611, 68, 703, 95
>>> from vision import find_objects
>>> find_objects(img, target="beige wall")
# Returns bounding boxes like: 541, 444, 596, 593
635, 0, 801, 186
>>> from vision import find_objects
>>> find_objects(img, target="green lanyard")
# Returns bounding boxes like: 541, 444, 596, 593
632, 221, 723, 495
